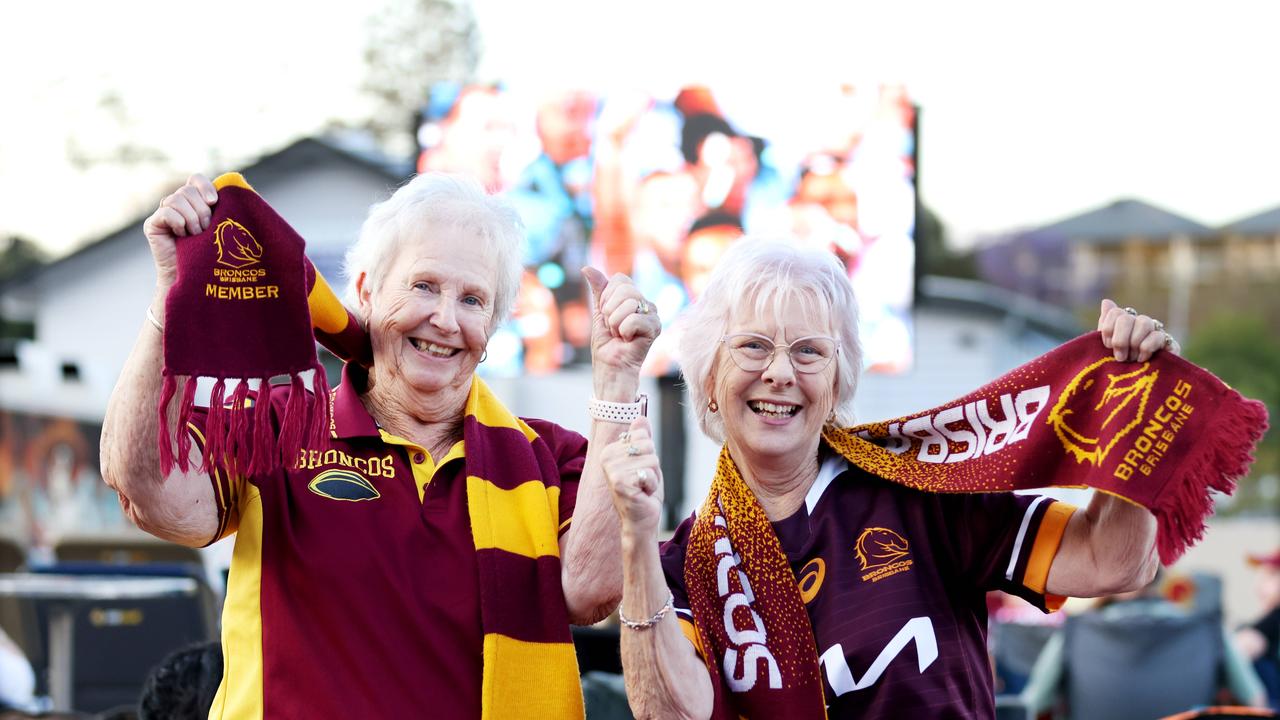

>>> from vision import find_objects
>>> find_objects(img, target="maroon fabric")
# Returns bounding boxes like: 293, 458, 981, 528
191, 364, 586, 717
827, 331, 1270, 564
663, 458, 1062, 718
158, 181, 329, 477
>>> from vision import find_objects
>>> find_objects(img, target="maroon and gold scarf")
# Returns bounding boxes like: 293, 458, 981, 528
157, 173, 369, 477
684, 332, 1268, 717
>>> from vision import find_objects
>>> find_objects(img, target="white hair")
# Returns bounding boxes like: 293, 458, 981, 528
342, 172, 525, 329
675, 237, 863, 442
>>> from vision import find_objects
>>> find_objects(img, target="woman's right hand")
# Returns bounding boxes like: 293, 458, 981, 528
603, 416, 665, 541
143, 174, 219, 290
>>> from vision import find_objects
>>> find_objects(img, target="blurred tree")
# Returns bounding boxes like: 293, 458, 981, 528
361, 0, 480, 156
1184, 312, 1280, 516
0, 236, 47, 285
917, 204, 977, 280
0, 236, 45, 340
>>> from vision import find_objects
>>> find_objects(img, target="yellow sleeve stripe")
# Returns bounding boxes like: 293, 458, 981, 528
480, 634, 583, 718
678, 617, 706, 661
1024, 501, 1077, 595
307, 270, 350, 334
466, 477, 562, 558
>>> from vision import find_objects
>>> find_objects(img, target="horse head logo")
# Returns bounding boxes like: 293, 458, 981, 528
855, 527, 910, 571
213, 219, 263, 269
1047, 357, 1158, 466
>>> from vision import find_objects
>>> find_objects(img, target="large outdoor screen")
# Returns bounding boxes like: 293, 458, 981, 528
415, 83, 917, 376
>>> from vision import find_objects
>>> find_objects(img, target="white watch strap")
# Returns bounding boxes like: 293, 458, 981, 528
588, 394, 648, 424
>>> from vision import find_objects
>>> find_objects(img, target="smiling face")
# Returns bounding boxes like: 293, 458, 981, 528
710, 291, 839, 476
359, 224, 497, 407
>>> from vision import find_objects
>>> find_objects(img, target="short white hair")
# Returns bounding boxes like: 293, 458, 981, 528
342, 173, 524, 329
676, 237, 862, 442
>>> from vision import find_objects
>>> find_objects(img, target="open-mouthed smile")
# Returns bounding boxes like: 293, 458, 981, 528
748, 400, 801, 418
409, 338, 461, 358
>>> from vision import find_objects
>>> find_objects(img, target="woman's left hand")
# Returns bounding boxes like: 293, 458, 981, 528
1098, 298, 1180, 361
582, 267, 661, 374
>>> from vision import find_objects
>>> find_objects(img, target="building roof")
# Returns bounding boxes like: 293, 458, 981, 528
1028, 199, 1211, 245
0, 136, 410, 294
918, 275, 1081, 340
1226, 205, 1280, 235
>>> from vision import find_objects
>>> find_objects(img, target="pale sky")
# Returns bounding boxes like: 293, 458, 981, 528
4, 0, 1279, 256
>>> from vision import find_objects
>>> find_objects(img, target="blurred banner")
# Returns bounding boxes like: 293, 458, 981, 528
0, 411, 126, 548
415, 83, 918, 376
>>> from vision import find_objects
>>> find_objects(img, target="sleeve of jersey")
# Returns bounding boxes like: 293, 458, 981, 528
531, 420, 587, 537
186, 404, 249, 548
999, 496, 1076, 612
660, 516, 706, 661
942, 492, 1075, 612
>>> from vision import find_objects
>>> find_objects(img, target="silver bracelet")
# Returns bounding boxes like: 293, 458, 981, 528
146, 306, 164, 333
588, 394, 647, 424
618, 592, 674, 631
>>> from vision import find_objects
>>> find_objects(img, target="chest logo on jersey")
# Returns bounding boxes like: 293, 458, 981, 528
855, 527, 913, 583
308, 469, 380, 502
798, 558, 826, 604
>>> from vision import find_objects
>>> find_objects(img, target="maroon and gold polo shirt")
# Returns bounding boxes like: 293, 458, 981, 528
661, 454, 1075, 719
195, 365, 586, 719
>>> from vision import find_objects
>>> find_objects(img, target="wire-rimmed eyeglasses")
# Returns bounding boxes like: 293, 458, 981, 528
720, 333, 840, 374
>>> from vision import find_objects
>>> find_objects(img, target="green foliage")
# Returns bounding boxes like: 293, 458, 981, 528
0, 236, 47, 285
1184, 312, 1280, 515
916, 204, 977, 280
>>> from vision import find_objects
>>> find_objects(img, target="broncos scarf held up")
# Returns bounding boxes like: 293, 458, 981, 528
157, 172, 371, 478
683, 332, 1268, 718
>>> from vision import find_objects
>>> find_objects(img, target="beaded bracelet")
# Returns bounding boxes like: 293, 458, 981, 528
619, 592, 674, 631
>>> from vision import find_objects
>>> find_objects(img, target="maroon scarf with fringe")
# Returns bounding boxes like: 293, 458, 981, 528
683, 332, 1268, 718
157, 172, 370, 477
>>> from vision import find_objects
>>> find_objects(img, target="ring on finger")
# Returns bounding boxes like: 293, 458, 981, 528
1163, 332, 1174, 350
1123, 306, 1138, 316
636, 299, 649, 315
1153, 319, 1165, 333
626, 444, 641, 457
619, 431, 631, 444
636, 468, 650, 483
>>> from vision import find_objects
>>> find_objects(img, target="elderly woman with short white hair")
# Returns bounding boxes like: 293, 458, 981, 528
603, 238, 1172, 719
102, 172, 659, 718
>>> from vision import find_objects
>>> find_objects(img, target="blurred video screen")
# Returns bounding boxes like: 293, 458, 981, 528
415, 83, 917, 376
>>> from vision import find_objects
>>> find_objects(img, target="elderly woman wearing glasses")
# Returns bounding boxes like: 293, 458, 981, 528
602, 238, 1173, 719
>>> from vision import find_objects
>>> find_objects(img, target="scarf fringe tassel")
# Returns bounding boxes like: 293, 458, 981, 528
1153, 393, 1269, 564
156, 364, 331, 479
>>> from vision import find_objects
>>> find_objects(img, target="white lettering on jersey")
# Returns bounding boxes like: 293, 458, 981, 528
818, 616, 939, 695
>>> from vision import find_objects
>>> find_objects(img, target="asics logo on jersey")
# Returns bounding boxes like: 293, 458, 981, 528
798, 558, 826, 604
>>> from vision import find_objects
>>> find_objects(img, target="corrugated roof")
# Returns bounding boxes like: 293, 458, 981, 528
1029, 199, 1210, 244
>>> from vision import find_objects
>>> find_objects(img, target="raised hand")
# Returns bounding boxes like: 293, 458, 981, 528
602, 417, 664, 539
582, 267, 660, 374
1098, 298, 1180, 362
143, 174, 219, 290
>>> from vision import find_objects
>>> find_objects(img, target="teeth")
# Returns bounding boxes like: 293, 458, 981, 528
749, 401, 798, 417
411, 339, 457, 357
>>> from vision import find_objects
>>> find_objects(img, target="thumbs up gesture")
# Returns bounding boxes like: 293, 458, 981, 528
581, 267, 661, 376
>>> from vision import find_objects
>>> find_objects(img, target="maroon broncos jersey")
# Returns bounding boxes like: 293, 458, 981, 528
661, 454, 1074, 719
